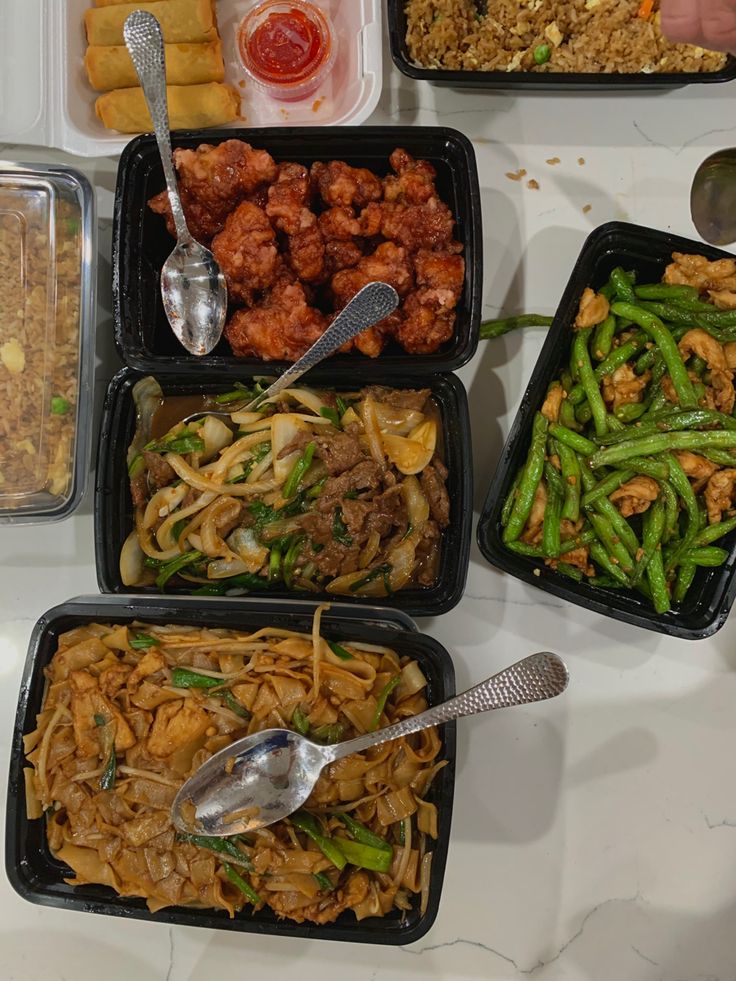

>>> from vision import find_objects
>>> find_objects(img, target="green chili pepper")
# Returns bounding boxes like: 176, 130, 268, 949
370, 674, 401, 730
479, 314, 553, 339
223, 862, 261, 905
129, 632, 159, 650
327, 640, 352, 661
155, 550, 203, 589
332, 507, 353, 546
171, 667, 221, 689
292, 706, 310, 736
283, 442, 316, 499
504, 413, 549, 543
290, 812, 347, 870
50, 395, 70, 415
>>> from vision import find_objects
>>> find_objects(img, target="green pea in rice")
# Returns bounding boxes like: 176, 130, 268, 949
404, 0, 727, 74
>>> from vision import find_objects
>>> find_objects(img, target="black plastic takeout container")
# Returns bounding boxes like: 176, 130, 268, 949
94, 367, 473, 616
6, 595, 455, 944
387, 0, 736, 90
112, 126, 482, 375
477, 221, 736, 640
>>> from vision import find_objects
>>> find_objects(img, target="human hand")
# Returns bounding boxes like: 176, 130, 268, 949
661, 0, 736, 51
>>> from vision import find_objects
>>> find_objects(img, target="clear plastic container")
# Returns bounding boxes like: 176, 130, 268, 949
237, 0, 337, 102
0, 163, 95, 524
0, 0, 382, 157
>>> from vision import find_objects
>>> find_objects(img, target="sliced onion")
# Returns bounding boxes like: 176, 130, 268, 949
360, 396, 385, 465
271, 413, 312, 484
207, 432, 273, 482
201, 415, 234, 462
263, 387, 327, 416
228, 527, 269, 573
359, 530, 381, 569
201, 497, 241, 558
373, 402, 424, 435
142, 483, 188, 530
395, 660, 428, 702
156, 491, 216, 550
120, 529, 146, 586
402, 475, 430, 528
207, 557, 250, 579
419, 851, 432, 915
165, 453, 277, 496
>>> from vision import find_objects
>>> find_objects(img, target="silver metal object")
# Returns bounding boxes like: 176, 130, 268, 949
180, 281, 400, 423
124, 11, 227, 356
691, 148, 736, 246
172, 651, 569, 837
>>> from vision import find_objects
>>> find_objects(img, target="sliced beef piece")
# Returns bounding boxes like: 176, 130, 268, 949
414, 520, 441, 586
314, 432, 364, 476
318, 461, 383, 512
143, 451, 176, 490
277, 430, 313, 460
420, 463, 450, 527
130, 472, 149, 508
360, 386, 430, 412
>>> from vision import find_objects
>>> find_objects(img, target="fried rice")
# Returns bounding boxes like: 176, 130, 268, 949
404, 0, 727, 74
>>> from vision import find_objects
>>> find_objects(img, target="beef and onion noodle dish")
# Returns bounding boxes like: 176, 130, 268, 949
121, 377, 450, 597
24, 609, 445, 923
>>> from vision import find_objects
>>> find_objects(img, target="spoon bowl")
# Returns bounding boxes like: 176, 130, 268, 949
691, 148, 736, 246
125, 11, 227, 355
172, 651, 569, 837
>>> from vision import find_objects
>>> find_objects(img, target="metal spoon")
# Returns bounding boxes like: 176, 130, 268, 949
691, 148, 736, 246
172, 651, 569, 837
180, 280, 400, 422
124, 11, 227, 356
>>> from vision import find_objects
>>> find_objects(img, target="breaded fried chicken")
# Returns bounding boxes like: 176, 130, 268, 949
224, 279, 327, 360
211, 201, 278, 302
384, 148, 438, 204
148, 140, 277, 242
312, 161, 383, 209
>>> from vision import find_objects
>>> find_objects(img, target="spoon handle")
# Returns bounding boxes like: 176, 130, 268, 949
245, 282, 400, 410
124, 11, 190, 243
324, 652, 568, 764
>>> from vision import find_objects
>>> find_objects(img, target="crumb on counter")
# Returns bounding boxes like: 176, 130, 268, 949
546, 157, 561, 165
583, 204, 592, 214
506, 168, 528, 181
527, 179, 540, 190
533, 567, 541, 577
578, 157, 586, 166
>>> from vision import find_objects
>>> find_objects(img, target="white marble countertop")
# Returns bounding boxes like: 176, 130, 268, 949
4, 35, 736, 981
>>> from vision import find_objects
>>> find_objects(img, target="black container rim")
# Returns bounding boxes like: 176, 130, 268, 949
94, 366, 473, 617
112, 126, 483, 376
6, 595, 456, 945
387, 0, 736, 88
477, 220, 736, 640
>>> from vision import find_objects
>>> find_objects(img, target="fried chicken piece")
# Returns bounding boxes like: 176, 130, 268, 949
414, 249, 464, 294
287, 224, 326, 283
224, 280, 327, 360
394, 250, 464, 355
705, 468, 736, 524
384, 148, 438, 204
311, 160, 382, 209
574, 287, 610, 329
709, 289, 736, 310
664, 253, 736, 292
357, 203, 383, 238
610, 476, 660, 518
725, 342, 736, 370
678, 328, 735, 414
352, 312, 402, 358
675, 451, 719, 493
318, 207, 360, 241
148, 140, 278, 242
379, 198, 457, 252
331, 242, 414, 306
266, 162, 314, 235
324, 240, 363, 278
541, 383, 565, 423
602, 364, 650, 412
521, 482, 547, 545
211, 201, 279, 302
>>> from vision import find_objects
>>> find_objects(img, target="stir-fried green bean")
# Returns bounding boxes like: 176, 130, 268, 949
503, 413, 548, 543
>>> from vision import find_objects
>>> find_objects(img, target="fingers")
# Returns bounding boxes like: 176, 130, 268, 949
661, 0, 736, 51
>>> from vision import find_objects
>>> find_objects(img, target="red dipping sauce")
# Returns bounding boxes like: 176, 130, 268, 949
237, 0, 336, 101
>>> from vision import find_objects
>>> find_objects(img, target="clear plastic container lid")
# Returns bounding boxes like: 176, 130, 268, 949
0, 163, 95, 524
